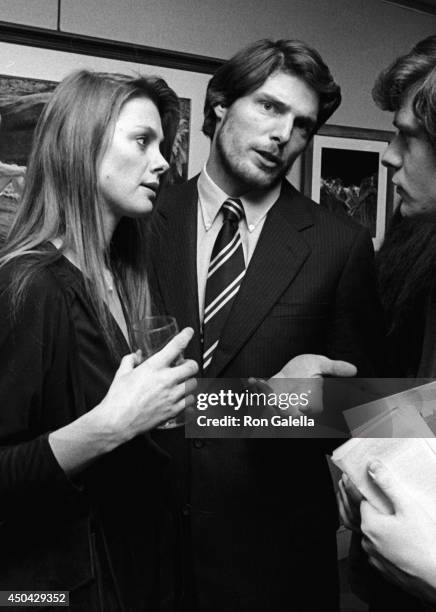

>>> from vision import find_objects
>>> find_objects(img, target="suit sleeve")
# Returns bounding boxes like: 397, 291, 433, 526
325, 227, 387, 377
0, 267, 83, 520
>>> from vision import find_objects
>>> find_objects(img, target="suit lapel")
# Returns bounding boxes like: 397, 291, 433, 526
207, 181, 314, 378
154, 178, 202, 364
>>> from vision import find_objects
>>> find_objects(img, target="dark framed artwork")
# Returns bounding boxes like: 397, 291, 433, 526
0, 75, 190, 209
304, 124, 395, 249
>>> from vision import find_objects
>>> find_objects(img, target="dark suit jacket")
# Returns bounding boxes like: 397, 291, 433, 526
418, 283, 436, 377
149, 177, 386, 612
351, 283, 436, 612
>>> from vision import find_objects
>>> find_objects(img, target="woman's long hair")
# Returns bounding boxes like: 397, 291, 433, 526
0, 70, 179, 356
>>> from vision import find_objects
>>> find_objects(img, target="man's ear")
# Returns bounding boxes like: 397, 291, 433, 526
213, 104, 227, 122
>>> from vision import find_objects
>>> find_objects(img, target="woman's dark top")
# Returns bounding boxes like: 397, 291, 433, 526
0, 249, 176, 611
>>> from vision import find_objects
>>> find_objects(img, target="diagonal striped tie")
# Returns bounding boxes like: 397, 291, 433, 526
202, 198, 246, 371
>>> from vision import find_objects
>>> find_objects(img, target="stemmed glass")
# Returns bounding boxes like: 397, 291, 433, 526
132, 315, 185, 429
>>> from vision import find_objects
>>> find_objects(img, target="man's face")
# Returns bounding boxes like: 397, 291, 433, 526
207, 71, 319, 195
382, 87, 436, 218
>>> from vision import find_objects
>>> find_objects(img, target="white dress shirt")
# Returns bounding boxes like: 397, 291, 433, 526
197, 166, 281, 322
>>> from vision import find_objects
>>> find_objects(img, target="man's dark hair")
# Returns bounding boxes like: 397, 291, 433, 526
202, 39, 341, 139
373, 35, 436, 148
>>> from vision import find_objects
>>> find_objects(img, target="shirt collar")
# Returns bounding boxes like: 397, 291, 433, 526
198, 165, 281, 233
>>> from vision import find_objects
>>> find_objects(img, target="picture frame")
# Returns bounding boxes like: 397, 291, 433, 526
303, 124, 395, 250
0, 22, 223, 219
0, 74, 191, 204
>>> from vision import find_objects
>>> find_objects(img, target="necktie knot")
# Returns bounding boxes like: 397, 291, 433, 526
222, 198, 244, 224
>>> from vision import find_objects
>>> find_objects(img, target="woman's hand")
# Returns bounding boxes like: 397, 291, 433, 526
97, 327, 198, 440
49, 327, 198, 474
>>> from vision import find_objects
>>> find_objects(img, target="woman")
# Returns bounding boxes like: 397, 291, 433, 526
0, 70, 198, 610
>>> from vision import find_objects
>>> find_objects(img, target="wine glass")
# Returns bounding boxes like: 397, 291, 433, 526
132, 315, 185, 429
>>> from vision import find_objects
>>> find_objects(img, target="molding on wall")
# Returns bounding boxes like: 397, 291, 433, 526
57, 0, 61, 32
0, 20, 224, 74
382, 0, 436, 15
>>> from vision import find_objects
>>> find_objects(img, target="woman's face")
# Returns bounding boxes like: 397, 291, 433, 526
98, 96, 169, 228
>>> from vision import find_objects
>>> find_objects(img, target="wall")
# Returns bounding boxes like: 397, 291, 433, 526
61, 0, 436, 130
2, 0, 436, 127
0, 0, 57, 29
0, 0, 435, 178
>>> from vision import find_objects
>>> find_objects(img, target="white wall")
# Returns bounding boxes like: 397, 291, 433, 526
1, 0, 435, 129
0, 0, 58, 28
0, 0, 436, 178
57, 0, 436, 130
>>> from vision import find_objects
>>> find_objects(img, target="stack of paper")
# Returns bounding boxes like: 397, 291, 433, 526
332, 397, 436, 514
343, 381, 436, 435
333, 436, 436, 514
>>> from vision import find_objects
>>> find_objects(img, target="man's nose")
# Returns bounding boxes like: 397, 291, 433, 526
381, 135, 402, 169
271, 115, 294, 145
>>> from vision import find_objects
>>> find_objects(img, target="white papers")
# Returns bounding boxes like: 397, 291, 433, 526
332, 437, 436, 514
332, 385, 436, 514
343, 381, 436, 435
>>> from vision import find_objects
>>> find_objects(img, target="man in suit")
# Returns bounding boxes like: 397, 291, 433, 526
149, 39, 385, 611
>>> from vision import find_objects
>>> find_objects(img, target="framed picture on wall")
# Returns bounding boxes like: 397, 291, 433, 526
303, 124, 395, 250
0, 22, 223, 221
0, 74, 190, 210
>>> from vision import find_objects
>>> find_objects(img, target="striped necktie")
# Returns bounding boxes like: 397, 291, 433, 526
202, 198, 246, 371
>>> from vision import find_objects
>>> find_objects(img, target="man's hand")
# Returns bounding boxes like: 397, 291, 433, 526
360, 459, 436, 604
274, 354, 357, 379
251, 354, 357, 416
